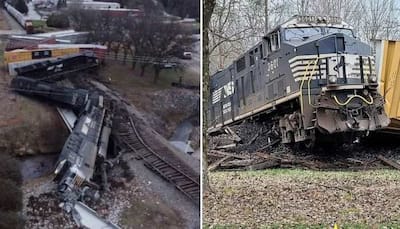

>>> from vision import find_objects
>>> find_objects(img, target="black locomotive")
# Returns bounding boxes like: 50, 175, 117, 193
208, 15, 389, 146
14, 52, 99, 81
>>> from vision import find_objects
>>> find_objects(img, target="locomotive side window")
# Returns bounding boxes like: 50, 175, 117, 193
249, 51, 255, 66
267, 31, 281, 52
236, 56, 246, 72
250, 71, 255, 93
241, 76, 246, 105
235, 79, 240, 107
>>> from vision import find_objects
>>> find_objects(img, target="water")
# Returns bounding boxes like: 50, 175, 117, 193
170, 119, 193, 142
19, 154, 58, 181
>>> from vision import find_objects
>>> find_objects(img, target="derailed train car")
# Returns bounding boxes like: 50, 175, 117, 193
208, 15, 390, 146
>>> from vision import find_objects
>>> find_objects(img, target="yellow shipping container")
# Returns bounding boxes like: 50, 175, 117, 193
377, 40, 400, 130
4, 48, 80, 64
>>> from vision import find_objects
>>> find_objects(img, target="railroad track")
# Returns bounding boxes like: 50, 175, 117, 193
73, 78, 200, 205
114, 108, 200, 205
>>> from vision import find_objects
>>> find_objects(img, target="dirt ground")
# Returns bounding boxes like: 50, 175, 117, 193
203, 169, 400, 228
99, 59, 200, 141
0, 10, 11, 30
0, 43, 69, 156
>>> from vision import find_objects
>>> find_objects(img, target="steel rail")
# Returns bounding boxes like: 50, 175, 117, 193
116, 112, 200, 205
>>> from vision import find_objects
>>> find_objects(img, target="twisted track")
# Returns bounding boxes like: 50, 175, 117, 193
114, 109, 200, 205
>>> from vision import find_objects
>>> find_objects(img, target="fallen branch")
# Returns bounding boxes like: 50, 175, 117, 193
215, 143, 236, 149
208, 156, 232, 172
255, 152, 281, 160
208, 150, 250, 159
257, 139, 280, 151
224, 127, 241, 142
378, 155, 400, 170
245, 160, 280, 170
255, 152, 320, 170
346, 158, 364, 164
247, 128, 262, 145
221, 159, 255, 167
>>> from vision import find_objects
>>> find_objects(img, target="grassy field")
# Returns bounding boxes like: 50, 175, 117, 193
204, 169, 400, 228
99, 60, 199, 92
99, 60, 199, 128
120, 196, 184, 229
203, 222, 400, 229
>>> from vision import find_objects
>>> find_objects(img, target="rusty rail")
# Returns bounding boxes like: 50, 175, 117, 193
114, 110, 200, 205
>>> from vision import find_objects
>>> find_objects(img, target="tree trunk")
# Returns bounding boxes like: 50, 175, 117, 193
132, 61, 137, 70
153, 65, 161, 83
203, 0, 216, 192
123, 49, 128, 65
140, 63, 147, 76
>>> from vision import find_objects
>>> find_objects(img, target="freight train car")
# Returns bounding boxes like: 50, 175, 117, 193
14, 52, 99, 80
4, 47, 80, 64
10, 76, 89, 111
208, 15, 390, 147
5, 2, 34, 33
5, 2, 45, 34
67, 0, 120, 9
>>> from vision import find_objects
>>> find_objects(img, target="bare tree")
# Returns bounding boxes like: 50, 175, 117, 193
126, 14, 190, 83
69, 7, 190, 84
359, 0, 393, 41
203, 0, 216, 192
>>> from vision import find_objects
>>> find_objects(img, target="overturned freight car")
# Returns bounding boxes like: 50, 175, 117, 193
208, 15, 390, 147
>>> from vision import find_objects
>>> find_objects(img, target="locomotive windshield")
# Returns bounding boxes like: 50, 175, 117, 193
284, 27, 354, 41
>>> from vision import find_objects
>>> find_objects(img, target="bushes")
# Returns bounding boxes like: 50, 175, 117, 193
46, 13, 70, 28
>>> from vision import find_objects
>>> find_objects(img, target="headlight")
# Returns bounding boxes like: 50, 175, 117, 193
328, 75, 337, 84
369, 75, 377, 83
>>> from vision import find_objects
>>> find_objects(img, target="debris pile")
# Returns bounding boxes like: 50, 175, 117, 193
208, 121, 400, 171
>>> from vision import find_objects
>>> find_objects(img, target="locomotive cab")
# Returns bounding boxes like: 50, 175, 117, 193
208, 15, 390, 146
276, 16, 389, 143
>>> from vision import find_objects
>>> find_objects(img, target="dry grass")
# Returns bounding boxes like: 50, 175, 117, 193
99, 60, 199, 93
99, 60, 199, 123
204, 169, 400, 228
120, 196, 184, 229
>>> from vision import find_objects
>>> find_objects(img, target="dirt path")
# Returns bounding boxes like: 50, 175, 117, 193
203, 169, 400, 228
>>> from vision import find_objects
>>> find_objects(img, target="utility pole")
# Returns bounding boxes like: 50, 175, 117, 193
265, 0, 268, 34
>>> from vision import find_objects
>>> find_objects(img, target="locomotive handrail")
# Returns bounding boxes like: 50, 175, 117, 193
299, 59, 314, 113
333, 94, 374, 106
299, 57, 320, 113
307, 59, 321, 108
